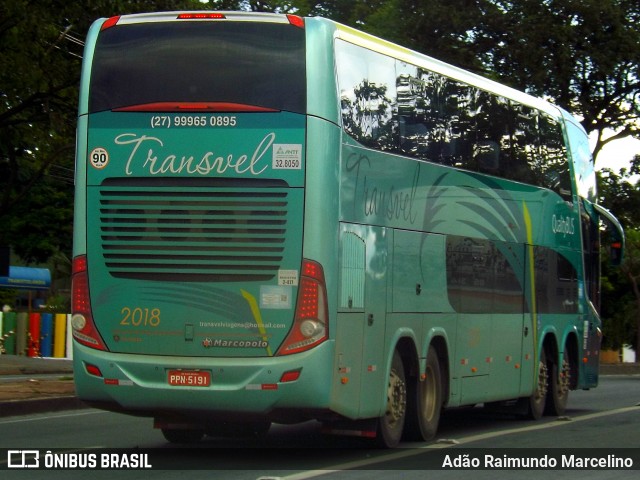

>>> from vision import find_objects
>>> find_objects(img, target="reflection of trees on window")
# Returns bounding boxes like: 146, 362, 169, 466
336, 39, 574, 199
474, 93, 510, 176
341, 81, 396, 151
510, 104, 540, 186
443, 81, 475, 169
398, 70, 476, 168
539, 115, 572, 199
337, 40, 397, 152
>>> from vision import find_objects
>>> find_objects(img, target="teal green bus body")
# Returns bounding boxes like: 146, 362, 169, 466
73, 12, 621, 442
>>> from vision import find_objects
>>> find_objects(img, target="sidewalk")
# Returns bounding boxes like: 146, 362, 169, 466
0, 354, 73, 376
0, 355, 83, 417
0, 355, 638, 418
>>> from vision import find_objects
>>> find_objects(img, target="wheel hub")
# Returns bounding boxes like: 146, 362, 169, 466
387, 369, 407, 425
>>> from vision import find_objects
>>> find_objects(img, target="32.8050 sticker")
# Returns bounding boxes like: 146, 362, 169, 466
89, 147, 109, 169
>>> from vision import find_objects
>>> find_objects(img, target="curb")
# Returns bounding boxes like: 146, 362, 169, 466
599, 363, 640, 376
0, 396, 88, 418
0, 356, 73, 377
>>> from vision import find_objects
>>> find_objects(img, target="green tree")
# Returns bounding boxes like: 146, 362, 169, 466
618, 229, 640, 360
599, 156, 640, 359
479, 0, 640, 162
0, 0, 199, 263
203, 0, 373, 22
600, 227, 640, 360
0, 0, 79, 262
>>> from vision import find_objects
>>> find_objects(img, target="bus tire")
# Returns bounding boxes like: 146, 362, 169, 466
523, 348, 549, 420
405, 346, 443, 441
546, 349, 570, 416
418, 346, 443, 440
161, 428, 205, 444
377, 349, 407, 448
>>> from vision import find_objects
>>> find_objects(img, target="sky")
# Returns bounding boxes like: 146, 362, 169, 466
592, 134, 640, 177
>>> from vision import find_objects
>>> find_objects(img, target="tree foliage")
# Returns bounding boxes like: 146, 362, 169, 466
0, 0, 198, 263
598, 157, 640, 356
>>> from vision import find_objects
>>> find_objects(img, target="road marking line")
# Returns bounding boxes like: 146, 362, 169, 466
271, 405, 640, 480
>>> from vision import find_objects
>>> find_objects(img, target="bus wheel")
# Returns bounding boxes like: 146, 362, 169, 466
417, 347, 443, 440
404, 346, 443, 441
377, 350, 407, 448
524, 349, 549, 420
546, 350, 570, 416
161, 428, 205, 444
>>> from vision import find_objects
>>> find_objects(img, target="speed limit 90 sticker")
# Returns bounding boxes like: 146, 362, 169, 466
89, 147, 109, 169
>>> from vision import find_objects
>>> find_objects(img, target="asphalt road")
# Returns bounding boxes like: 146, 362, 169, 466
1, 375, 638, 479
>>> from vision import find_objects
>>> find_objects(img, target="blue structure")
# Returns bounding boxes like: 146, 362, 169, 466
0, 266, 51, 291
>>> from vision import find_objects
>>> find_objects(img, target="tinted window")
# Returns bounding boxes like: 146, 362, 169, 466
533, 247, 579, 314
564, 120, 595, 201
539, 115, 572, 199
396, 65, 475, 168
474, 93, 511, 177
446, 236, 524, 314
337, 41, 397, 151
90, 22, 306, 113
336, 40, 573, 198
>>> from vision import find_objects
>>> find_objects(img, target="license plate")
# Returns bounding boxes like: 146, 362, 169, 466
167, 370, 211, 387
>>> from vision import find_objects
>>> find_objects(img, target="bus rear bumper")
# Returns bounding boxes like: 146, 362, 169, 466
73, 341, 334, 423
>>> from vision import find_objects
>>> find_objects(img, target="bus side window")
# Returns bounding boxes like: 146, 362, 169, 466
336, 40, 397, 151
474, 93, 510, 176
581, 206, 601, 312
540, 115, 572, 200
509, 104, 540, 186
474, 140, 500, 172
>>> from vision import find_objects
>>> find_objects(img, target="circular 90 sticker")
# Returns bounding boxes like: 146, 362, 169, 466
89, 147, 109, 169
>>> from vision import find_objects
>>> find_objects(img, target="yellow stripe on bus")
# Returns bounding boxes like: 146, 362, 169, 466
241, 289, 273, 357
523, 202, 538, 375
335, 23, 412, 59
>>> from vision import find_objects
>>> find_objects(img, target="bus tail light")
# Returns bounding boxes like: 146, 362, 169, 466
277, 260, 328, 356
280, 369, 302, 383
177, 13, 226, 20
100, 16, 121, 31
286, 15, 305, 29
72, 255, 108, 351
113, 102, 278, 113
85, 363, 103, 378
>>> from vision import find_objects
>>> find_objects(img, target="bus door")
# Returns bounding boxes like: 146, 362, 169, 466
448, 237, 527, 402
491, 241, 529, 400
333, 224, 387, 419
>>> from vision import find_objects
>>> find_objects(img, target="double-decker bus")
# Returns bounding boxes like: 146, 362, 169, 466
72, 11, 624, 447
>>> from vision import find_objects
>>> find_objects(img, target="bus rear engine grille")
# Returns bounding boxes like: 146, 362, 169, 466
98, 186, 289, 282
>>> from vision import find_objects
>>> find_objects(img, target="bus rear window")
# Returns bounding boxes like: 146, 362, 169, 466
89, 21, 306, 114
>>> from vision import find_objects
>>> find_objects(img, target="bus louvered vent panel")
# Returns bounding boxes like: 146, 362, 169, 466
98, 179, 289, 282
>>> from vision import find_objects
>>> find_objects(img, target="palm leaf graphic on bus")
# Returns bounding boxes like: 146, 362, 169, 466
119, 284, 272, 354
420, 170, 529, 296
